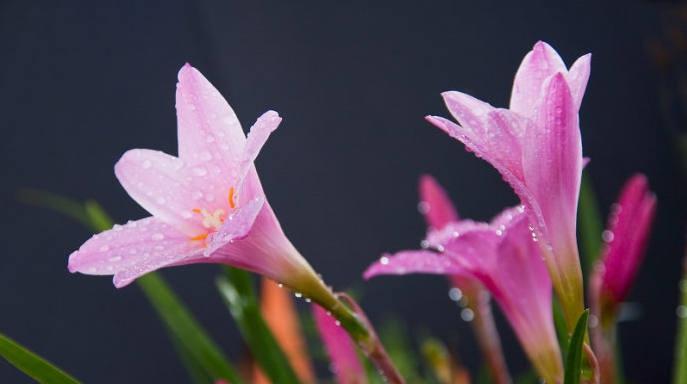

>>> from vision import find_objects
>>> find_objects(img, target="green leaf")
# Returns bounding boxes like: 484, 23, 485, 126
564, 309, 589, 384
137, 273, 243, 384
169, 334, 214, 384
674, 276, 687, 384
0, 332, 81, 384
553, 298, 569, 362
216, 268, 300, 384
83, 200, 114, 231
578, 173, 604, 275
16, 188, 92, 228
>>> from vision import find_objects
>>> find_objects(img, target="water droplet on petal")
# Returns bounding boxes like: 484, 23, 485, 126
461, 308, 475, 322
151, 233, 165, 241
448, 287, 463, 302
602, 230, 614, 243
380, 256, 390, 265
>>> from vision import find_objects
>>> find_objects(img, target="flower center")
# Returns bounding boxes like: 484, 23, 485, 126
189, 186, 237, 242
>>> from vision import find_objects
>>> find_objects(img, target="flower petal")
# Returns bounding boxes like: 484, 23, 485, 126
510, 41, 567, 119
600, 174, 656, 301
567, 54, 592, 111
312, 304, 367, 384
522, 73, 582, 252
236, 111, 282, 201
114, 149, 207, 235
205, 196, 266, 255
68, 217, 202, 287
418, 175, 459, 230
363, 250, 464, 280
176, 63, 246, 163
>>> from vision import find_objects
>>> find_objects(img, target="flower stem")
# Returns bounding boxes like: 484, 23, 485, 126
469, 294, 511, 384
295, 273, 404, 383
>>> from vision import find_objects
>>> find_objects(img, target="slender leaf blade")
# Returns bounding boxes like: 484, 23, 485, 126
216, 268, 300, 384
0, 332, 81, 384
138, 273, 242, 383
564, 309, 589, 384
578, 173, 604, 275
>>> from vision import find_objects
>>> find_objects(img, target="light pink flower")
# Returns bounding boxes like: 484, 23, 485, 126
68, 64, 316, 289
592, 174, 656, 320
365, 207, 562, 382
313, 304, 367, 384
426, 41, 591, 326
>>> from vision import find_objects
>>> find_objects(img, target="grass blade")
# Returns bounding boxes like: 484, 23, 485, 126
578, 173, 604, 275
564, 309, 589, 384
0, 332, 81, 384
216, 268, 300, 384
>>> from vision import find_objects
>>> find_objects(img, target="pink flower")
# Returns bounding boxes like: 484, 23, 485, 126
426, 41, 591, 327
68, 64, 316, 289
592, 174, 656, 321
365, 207, 562, 382
313, 304, 367, 384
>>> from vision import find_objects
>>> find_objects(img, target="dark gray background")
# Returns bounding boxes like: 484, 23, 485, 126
1, 0, 684, 382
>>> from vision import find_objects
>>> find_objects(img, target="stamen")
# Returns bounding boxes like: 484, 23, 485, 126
191, 233, 208, 241
228, 187, 236, 209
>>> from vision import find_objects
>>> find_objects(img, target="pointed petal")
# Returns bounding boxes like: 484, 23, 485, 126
236, 111, 281, 200
363, 250, 464, 280
176, 64, 245, 162
600, 174, 656, 301
567, 54, 592, 111
205, 196, 265, 255
68, 217, 202, 287
510, 41, 567, 118
522, 73, 582, 253
115, 149, 209, 235
312, 304, 367, 384
418, 175, 459, 230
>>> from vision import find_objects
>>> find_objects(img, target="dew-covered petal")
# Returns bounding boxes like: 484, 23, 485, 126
363, 250, 464, 280
566, 54, 591, 111
68, 217, 202, 287
176, 63, 246, 164
522, 73, 582, 253
114, 149, 207, 235
312, 304, 367, 384
206, 202, 313, 286
600, 174, 656, 301
418, 175, 459, 230
236, 111, 281, 200
510, 41, 567, 119
205, 196, 266, 256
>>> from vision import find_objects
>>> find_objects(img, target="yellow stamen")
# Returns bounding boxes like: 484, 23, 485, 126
228, 187, 236, 209
191, 233, 208, 241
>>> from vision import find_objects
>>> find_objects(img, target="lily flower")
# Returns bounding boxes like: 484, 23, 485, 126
313, 304, 367, 384
69, 64, 319, 292
426, 41, 591, 327
590, 174, 656, 384
415, 176, 510, 384
365, 206, 563, 383
67, 64, 405, 383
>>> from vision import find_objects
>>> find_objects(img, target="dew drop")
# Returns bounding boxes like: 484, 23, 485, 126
109, 256, 122, 262
461, 308, 475, 322
678, 305, 687, 319
602, 230, 614, 243
417, 201, 430, 214
151, 233, 165, 241
448, 287, 463, 302
99, 245, 110, 252
193, 167, 208, 176
294, 292, 303, 298
380, 256, 390, 265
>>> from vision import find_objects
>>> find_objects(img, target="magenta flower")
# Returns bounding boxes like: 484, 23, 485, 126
417, 176, 510, 383
313, 304, 367, 384
68, 64, 317, 290
592, 174, 657, 321
426, 41, 591, 327
365, 206, 562, 382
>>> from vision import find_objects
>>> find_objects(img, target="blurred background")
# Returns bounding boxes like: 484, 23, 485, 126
1, 0, 686, 382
